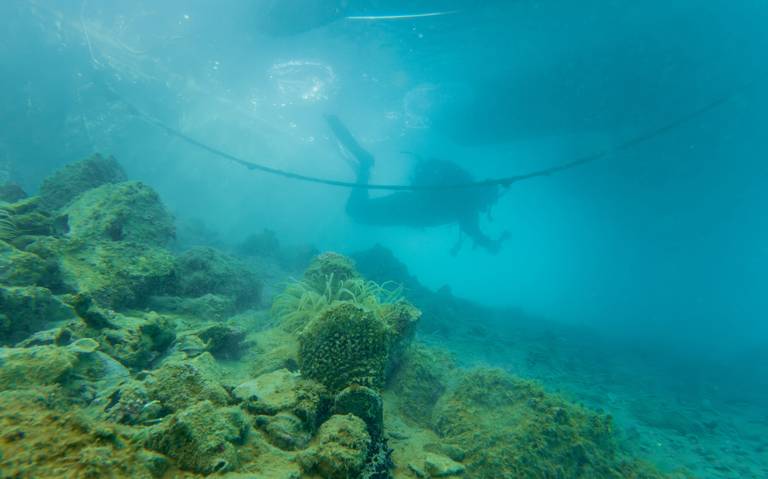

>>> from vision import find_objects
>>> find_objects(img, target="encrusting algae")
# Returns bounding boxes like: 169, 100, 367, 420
0, 155, 690, 478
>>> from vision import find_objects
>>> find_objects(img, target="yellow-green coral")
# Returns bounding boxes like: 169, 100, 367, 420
299, 302, 391, 392
279, 253, 419, 396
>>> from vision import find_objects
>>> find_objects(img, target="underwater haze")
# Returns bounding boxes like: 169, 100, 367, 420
1, 0, 767, 478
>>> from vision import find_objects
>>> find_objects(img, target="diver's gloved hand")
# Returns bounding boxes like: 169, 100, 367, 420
487, 231, 511, 255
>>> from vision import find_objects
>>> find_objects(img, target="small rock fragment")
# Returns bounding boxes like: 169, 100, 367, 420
424, 453, 465, 477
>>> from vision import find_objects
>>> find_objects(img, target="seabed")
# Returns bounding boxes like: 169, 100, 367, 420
0, 155, 766, 478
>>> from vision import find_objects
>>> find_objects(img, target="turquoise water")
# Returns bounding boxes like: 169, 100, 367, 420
1, 1, 767, 478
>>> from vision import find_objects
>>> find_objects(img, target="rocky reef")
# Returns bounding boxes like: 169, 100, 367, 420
0, 155, 682, 478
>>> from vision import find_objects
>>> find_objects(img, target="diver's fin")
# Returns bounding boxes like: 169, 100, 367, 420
324, 114, 374, 170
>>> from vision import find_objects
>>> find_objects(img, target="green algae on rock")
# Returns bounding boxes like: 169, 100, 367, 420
388, 344, 457, 427
100, 379, 154, 425
299, 413, 372, 479
0, 388, 165, 479
63, 181, 175, 246
432, 368, 668, 479
0, 181, 27, 203
57, 239, 176, 309
144, 399, 248, 474
147, 292, 237, 320
175, 246, 261, 309
234, 368, 306, 415
97, 312, 175, 370
0, 285, 76, 345
0, 344, 78, 390
0, 240, 53, 286
144, 352, 230, 412
0, 204, 19, 242
38, 154, 127, 211
234, 368, 330, 450
333, 385, 384, 441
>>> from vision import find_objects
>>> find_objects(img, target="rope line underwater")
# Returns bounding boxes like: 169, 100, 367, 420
35, 0, 753, 193
121, 86, 743, 192
68, 0, 752, 193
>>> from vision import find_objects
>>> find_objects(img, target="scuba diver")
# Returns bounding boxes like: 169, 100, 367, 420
325, 114, 509, 255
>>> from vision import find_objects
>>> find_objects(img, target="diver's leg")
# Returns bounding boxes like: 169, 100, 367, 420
346, 166, 372, 218
324, 114, 375, 218
325, 114, 374, 170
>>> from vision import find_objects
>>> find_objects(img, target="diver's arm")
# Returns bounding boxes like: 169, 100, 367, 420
324, 114, 374, 169
459, 215, 509, 255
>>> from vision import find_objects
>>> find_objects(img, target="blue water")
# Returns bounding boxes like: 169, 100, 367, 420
2, 1, 767, 476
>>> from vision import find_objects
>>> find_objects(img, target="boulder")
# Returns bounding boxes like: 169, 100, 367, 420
234, 369, 328, 431
424, 453, 465, 477
175, 247, 261, 309
333, 385, 383, 440
0, 240, 52, 287
58, 240, 176, 309
145, 400, 248, 474
233, 369, 302, 414
0, 344, 77, 390
144, 353, 229, 412
0, 286, 76, 345
63, 181, 175, 246
38, 154, 127, 211
299, 414, 371, 479
0, 182, 27, 203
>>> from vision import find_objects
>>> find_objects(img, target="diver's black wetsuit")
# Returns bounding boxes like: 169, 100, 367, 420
325, 115, 508, 255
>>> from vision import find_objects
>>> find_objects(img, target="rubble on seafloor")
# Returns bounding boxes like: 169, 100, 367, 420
0, 155, 683, 478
